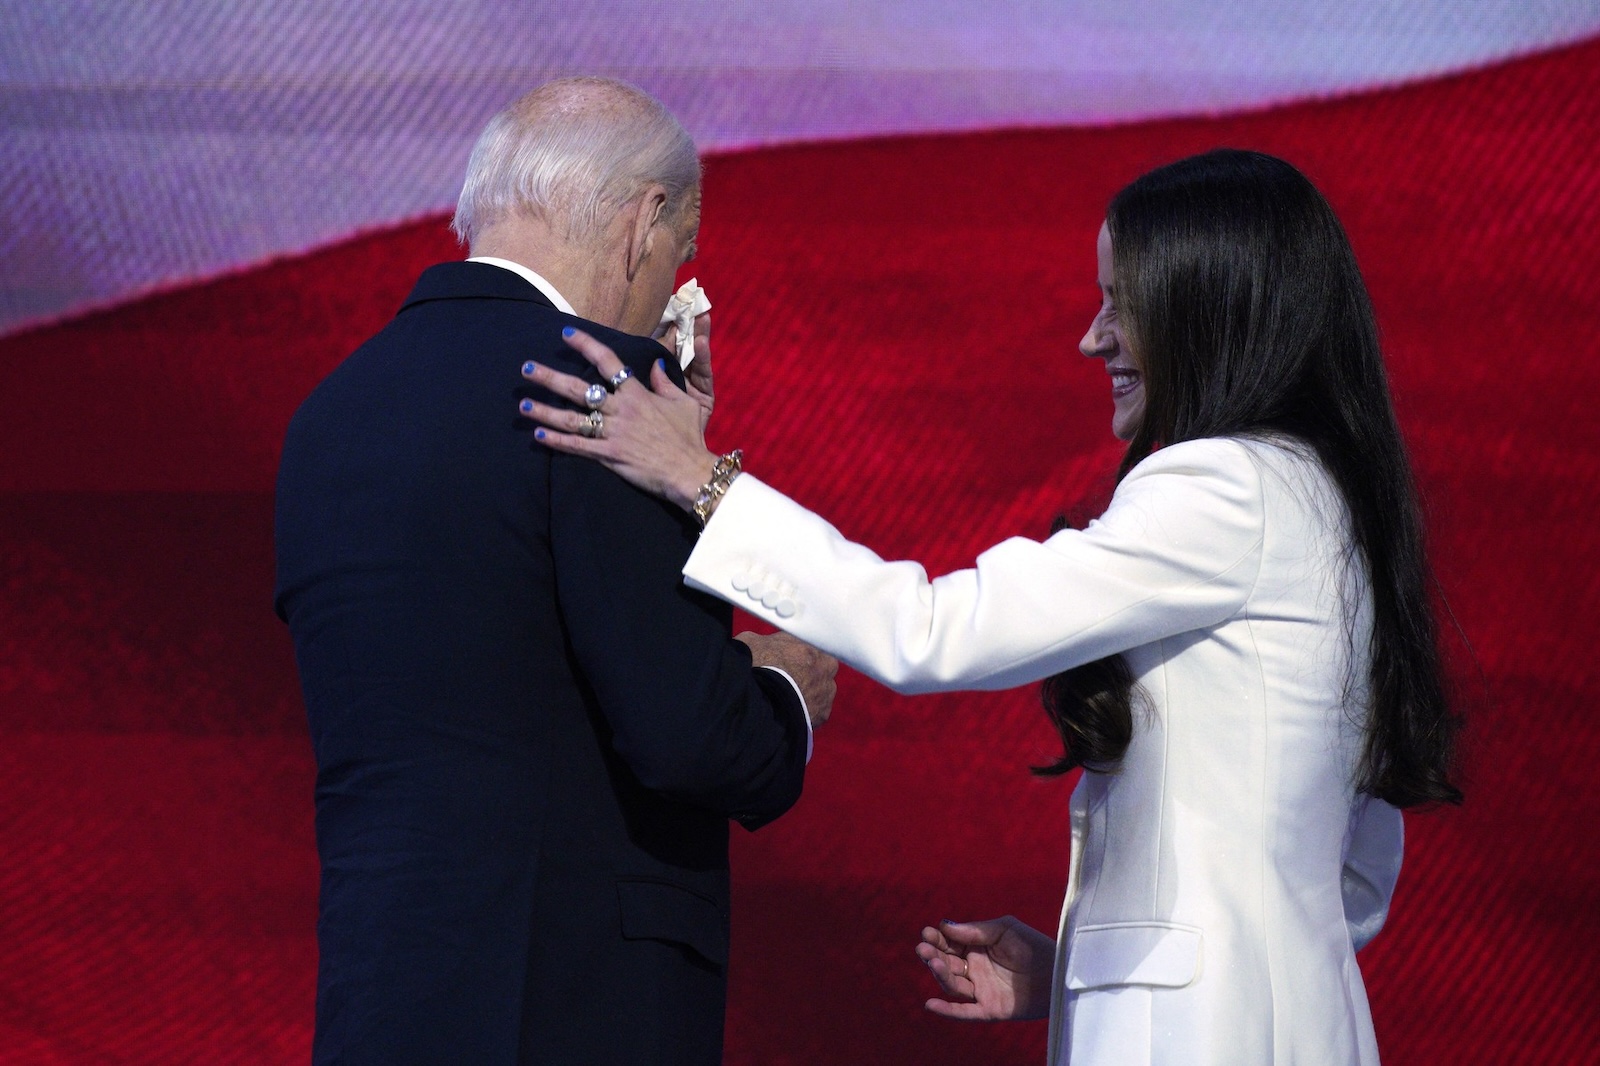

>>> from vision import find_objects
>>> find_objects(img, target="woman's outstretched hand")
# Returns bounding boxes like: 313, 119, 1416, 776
916, 916, 1056, 1022
519, 327, 719, 512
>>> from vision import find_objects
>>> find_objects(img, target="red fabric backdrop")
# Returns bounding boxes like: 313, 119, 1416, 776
2, 38, 1597, 1064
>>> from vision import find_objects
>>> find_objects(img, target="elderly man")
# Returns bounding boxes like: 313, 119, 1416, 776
274, 78, 836, 1065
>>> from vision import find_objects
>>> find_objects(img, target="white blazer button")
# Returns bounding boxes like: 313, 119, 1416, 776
747, 580, 767, 600
761, 589, 781, 609
775, 599, 797, 618
730, 572, 750, 592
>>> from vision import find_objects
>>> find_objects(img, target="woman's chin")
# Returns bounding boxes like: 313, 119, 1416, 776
1111, 400, 1145, 442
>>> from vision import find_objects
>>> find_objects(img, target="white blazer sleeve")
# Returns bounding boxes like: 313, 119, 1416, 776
1342, 796, 1404, 951
682, 438, 1267, 695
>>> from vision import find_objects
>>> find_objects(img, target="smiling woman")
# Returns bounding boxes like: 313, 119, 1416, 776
515, 148, 1460, 1066
1080, 222, 1144, 442
3, 35, 1598, 1060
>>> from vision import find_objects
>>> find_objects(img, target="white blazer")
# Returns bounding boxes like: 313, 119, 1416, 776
682, 437, 1403, 1066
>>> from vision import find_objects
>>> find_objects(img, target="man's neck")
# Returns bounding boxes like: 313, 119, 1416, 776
470, 223, 622, 327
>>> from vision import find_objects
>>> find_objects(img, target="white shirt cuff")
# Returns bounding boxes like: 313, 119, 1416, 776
755, 665, 813, 763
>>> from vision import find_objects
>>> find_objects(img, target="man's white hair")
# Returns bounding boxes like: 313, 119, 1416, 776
452, 77, 700, 246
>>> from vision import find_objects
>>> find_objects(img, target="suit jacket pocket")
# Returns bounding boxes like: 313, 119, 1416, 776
616, 878, 729, 969
1064, 921, 1203, 991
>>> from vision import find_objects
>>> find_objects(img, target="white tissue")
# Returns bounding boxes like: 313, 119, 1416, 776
659, 278, 711, 370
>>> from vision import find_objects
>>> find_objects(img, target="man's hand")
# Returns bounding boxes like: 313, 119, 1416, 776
736, 631, 837, 728
916, 916, 1056, 1021
655, 310, 713, 433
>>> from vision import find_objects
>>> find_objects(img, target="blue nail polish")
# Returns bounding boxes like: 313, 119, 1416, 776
534, 429, 546, 440
656, 358, 666, 370
519, 399, 533, 414
522, 361, 535, 375
561, 326, 576, 338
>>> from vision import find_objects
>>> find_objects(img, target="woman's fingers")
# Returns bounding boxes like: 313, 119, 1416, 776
518, 333, 716, 510
939, 917, 1007, 948
516, 394, 615, 460
527, 424, 606, 458
924, 997, 989, 1021
520, 359, 595, 408
517, 397, 596, 435
931, 955, 976, 996
649, 356, 677, 395
522, 329, 631, 407
561, 327, 628, 380
916, 931, 976, 999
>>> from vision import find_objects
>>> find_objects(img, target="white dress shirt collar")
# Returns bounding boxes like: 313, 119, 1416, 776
466, 256, 577, 315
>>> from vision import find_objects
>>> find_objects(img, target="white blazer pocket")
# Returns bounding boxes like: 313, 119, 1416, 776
1065, 921, 1204, 991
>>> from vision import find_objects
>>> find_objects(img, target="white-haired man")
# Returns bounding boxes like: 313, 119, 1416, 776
275, 78, 836, 1065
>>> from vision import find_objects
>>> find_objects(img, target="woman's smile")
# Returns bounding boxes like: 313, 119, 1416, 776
1080, 221, 1146, 441
1109, 366, 1142, 398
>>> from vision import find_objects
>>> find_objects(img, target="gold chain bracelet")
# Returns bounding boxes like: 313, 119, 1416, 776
693, 449, 743, 528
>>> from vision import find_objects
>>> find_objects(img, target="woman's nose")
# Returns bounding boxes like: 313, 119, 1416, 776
1080, 318, 1109, 358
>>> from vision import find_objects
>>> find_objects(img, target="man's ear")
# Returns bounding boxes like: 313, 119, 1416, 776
625, 184, 669, 281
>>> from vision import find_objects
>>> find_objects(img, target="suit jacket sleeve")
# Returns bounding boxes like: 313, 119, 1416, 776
549, 445, 807, 829
682, 437, 1267, 695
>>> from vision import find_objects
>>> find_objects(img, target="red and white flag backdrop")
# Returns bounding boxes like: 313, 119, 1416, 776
2, 2, 1598, 1062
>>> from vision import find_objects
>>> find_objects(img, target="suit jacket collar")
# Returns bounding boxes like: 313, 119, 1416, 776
400, 261, 560, 313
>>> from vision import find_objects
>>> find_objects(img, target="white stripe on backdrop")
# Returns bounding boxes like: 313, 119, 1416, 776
3, 0, 1597, 335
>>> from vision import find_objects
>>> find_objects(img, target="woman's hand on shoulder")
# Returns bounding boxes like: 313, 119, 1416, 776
519, 328, 718, 512
916, 915, 1055, 1021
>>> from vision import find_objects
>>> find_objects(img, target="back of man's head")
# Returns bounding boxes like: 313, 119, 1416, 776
452, 77, 699, 249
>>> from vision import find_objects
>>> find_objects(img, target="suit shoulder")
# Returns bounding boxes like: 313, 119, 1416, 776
1122, 437, 1265, 491
566, 319, 670, 363
529, 319, 675, 383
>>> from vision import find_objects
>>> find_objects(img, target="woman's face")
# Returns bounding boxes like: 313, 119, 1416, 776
1079, 221, 1145, 441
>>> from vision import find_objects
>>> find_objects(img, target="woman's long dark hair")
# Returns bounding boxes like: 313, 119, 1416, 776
1036, 149, 1462, 808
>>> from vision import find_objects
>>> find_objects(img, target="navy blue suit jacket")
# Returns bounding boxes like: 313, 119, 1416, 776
274, 262, 809, 1065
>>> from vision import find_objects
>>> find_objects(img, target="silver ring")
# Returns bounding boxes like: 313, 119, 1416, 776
584, 382, 608, 409
578, 410, 604, 438
608, 366, 634, 390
